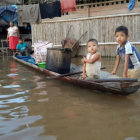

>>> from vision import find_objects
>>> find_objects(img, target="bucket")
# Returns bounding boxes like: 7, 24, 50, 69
37, 62, 46, 69
46, 48, 72, 74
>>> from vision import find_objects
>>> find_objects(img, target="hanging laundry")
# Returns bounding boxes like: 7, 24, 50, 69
18, 4, 41, 26
0, 6, 17, 23
60, 0, 76, 13
39, 1, 61, 19
128, 0, 135, 10
0, 0, 22, 6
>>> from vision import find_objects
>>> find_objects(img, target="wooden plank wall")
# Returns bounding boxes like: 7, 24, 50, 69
32, 13, 140, 57
77, 44, 140, 57
76, 0, 131, 8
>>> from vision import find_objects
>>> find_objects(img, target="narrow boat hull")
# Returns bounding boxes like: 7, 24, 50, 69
13, 56, 140, 95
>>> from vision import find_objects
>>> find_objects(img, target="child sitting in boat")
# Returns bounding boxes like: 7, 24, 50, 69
111, 26, 140, 78
16, 37, 28, 56
81, 38, 101, 79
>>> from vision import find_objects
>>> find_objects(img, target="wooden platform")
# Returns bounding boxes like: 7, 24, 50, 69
0, 40, 8, 55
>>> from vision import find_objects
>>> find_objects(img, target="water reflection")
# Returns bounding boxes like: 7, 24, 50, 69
0, 105, 10, 109
0, 115, 42, 135
0, 96, 28, 104
8, 61, 19, 79
0, 126, 57, 140
124, 137, 139, 140
0, 90, 29, 99
0, 58, 45, 139
7, 73, 19, 77
3, 85, 21, 88
0, 57, 140, 140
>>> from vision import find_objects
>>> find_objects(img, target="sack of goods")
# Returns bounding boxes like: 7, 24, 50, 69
33, 41, 53, 64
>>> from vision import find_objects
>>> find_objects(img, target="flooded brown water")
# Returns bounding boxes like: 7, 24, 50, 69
0, 56, 140, 140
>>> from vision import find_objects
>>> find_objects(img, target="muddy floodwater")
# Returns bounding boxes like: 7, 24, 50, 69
0, 56, 140, 140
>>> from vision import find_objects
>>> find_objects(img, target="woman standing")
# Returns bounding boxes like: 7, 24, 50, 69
7, 21, 19, 54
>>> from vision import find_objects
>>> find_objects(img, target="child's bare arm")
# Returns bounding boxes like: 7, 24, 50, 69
111, 55, 120, 74
82, 63, 86, 79
83, 53, 100, 64
123, 54, 130, 78
81, 57, 86, 64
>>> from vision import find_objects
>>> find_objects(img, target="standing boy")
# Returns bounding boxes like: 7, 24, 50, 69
111, 26, 140, 78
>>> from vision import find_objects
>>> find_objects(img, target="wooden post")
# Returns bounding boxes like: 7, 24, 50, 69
88, 6, 90, 17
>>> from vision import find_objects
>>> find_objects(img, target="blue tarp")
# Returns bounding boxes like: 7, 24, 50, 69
128, 0, 135, 10
0, 6, 17, 23
11, 5, 18, 10
16, 56, 36, 65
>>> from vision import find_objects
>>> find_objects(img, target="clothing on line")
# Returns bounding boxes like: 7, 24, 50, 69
0, 0, 22, 6
128, 0, 135, 10
18, 4, 41, 26
39, 1, 61, 19
60, 0, 76, 13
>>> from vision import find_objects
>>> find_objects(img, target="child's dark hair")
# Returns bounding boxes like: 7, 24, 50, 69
115, 26, 128, 36
87, 38, 98, 45
19, 37, 23, 41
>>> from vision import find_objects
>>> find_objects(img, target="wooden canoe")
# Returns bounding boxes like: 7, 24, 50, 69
13, 56, 140, 95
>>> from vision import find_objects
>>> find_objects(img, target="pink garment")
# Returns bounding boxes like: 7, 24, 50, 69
9, 36, 19, 50
60, 0, 76, 13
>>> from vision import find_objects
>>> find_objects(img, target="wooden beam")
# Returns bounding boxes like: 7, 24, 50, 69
53, 42, 140, 48
41, 12, 140, 23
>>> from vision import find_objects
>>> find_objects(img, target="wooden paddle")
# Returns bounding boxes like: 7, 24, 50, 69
46, 67, 106, 79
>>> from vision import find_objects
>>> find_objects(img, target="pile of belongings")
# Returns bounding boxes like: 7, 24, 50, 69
61, 38, 79, 57
61, 26, 87, 57
16, 55, 36, 65
33, 41, 53, 64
